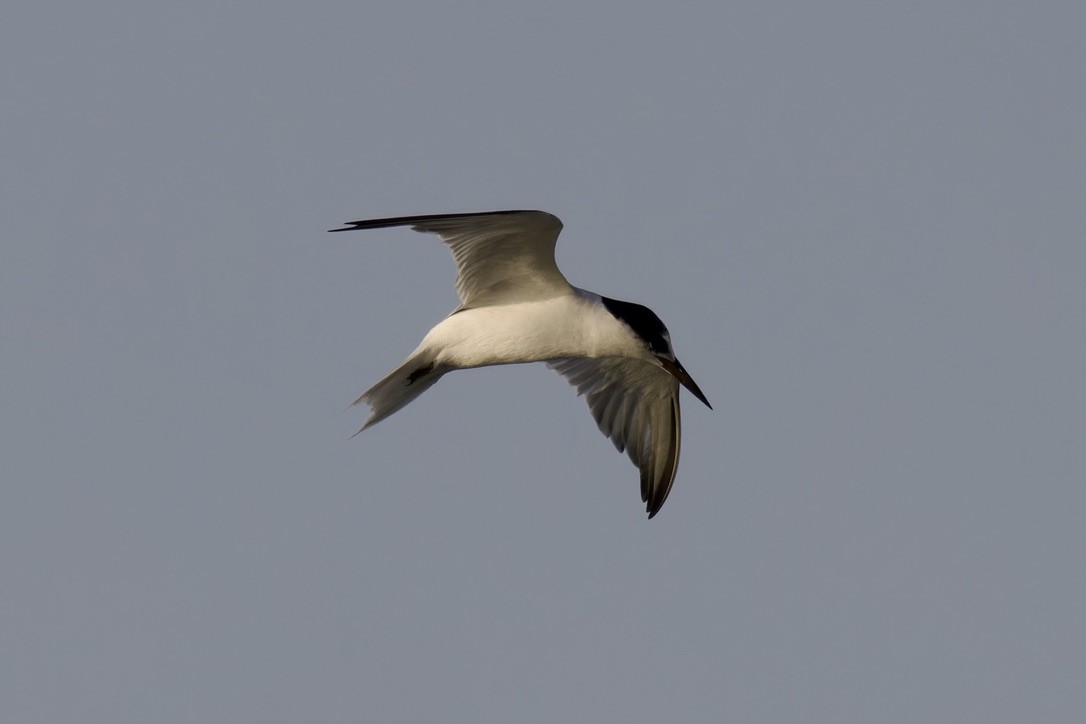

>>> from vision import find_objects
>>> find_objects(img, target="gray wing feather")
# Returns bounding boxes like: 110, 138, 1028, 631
548, 357, 683, 518
330, 210, 570, 308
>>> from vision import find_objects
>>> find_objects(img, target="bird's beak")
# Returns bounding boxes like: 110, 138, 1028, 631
659, 357, 712, 409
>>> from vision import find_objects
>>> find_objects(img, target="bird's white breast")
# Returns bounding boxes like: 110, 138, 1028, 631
417, 289, 645, 369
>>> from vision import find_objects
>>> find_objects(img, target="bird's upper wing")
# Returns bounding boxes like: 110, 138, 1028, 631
547, 356, 682, 518
329, 210, 571, 309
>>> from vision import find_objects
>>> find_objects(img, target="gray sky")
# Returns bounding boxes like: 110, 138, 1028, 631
3, 1, 1084, 722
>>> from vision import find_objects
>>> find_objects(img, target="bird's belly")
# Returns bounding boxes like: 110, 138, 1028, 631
421, 295, 638, 369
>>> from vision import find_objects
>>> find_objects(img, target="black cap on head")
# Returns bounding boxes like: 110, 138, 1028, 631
600, 297, 671, 355
602, 296, 712, 409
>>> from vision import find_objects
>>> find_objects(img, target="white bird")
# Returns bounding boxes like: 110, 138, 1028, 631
329, 210, 711, 518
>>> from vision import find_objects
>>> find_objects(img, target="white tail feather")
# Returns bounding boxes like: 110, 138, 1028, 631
351, 354, 447, 436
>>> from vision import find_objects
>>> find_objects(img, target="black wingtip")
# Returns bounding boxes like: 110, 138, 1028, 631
327, 210, 545, 235
646, 493, 664, 519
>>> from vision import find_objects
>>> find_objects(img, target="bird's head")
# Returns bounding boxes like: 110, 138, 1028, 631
600, 296, 712, 409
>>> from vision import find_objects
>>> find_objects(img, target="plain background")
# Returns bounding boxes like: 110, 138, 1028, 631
3, 1, 1084, 722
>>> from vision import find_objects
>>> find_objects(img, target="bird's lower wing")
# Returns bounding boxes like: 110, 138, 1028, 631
547, 357, 682, 518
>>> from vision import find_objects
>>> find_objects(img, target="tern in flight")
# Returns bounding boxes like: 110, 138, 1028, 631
329, 210, 711, 518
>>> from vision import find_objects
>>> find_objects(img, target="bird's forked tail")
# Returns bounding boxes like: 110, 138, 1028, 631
350, 353, 448, 436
